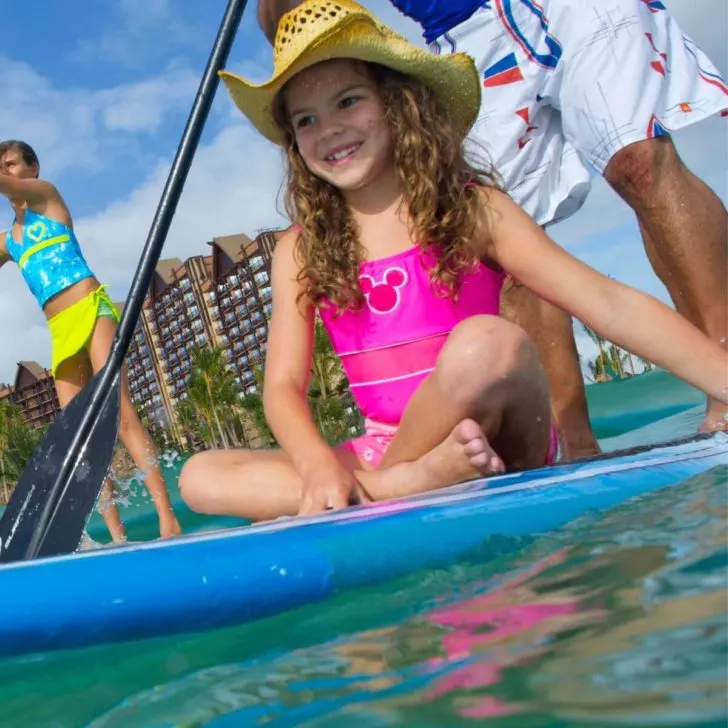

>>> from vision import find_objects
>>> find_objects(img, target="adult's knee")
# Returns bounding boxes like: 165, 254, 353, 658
436, 315, 536, 401
604, 136, 681, 208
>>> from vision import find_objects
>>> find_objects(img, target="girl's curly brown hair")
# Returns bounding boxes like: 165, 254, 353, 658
274, 61, 501, 313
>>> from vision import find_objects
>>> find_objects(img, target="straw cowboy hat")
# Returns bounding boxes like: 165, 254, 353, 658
219, 0, 481, 145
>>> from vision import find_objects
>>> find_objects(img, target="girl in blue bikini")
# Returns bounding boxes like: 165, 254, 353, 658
0, 140, 181, 542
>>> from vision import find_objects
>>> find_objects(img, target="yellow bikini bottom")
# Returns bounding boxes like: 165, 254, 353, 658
47, 285, 121, 378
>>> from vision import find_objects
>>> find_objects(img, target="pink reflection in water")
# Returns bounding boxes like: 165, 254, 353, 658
419, 549, 589, 719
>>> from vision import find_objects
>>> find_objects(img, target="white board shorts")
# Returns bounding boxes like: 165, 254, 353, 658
429, 0, 728, 226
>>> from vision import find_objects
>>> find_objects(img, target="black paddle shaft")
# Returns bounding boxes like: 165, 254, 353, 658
0, 0, 249, 562
107, 0, 249, 379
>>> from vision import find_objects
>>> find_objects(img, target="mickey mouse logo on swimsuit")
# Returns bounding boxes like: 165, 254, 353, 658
359, 266, 408, 314
25, 221, 47, 243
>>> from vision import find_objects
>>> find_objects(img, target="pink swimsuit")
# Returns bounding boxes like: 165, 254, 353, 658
320, 246, 503, 423
318, 245, 559, 467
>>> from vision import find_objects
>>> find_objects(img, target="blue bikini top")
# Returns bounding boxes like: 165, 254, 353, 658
5, 209, 94, 308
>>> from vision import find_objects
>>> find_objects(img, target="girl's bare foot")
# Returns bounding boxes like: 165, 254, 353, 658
453, 418, 506, 473
416, 418, 504, 485
361, 419, 503, 500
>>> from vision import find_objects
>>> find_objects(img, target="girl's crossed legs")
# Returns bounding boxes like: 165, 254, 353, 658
180, 316, 553, 522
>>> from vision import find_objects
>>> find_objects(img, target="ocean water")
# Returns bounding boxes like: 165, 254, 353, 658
0, 372, 725, 727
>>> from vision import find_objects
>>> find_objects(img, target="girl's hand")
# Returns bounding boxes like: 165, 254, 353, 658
297, 456, 369, 516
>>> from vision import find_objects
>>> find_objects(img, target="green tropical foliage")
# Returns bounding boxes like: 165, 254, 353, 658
0, 399, 45, 503
239, 365, 276, 447
308, 319, 362, 443
237, 320, 362, 448
0, 322, 363, 502
581, 322, 651, 382
172, 345, 251, 449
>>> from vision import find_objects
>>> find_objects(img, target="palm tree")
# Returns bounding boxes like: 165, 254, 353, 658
0, 408, 45, 502
310, 319, 345, 401
582, 323, 609, 377
607, 343, 627, 379
0, 400, 22, 502
173, 325, 358, 451
308, 319, 359, 440
239, 365, 276, 447
186, 345, 240, 448
582, 323, 642, 380
175, 396, 214, 451
185, 374, 226, 448
587, 355, 609, 382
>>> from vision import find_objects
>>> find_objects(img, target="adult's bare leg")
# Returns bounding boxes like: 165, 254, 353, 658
498, 278, 600, 460
604, 136, 728, 429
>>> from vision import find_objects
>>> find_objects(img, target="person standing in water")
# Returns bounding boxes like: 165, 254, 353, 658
0, 139, 182, 542
257, 0, 728, 456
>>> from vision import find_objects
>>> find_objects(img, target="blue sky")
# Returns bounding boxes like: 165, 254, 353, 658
0, 0, 726, 382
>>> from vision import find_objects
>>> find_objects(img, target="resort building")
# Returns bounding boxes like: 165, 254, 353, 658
208, 231, 276, 396
123, 228, 284, 440
1, 361, 61, 429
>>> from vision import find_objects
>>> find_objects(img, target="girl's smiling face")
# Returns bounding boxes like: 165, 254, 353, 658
283, 59, 395, 193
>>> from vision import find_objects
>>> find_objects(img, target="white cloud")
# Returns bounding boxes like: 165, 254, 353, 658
117, 0, 191, 34
0, 55, 204, 184
99, 67, 200, 134
71, 0, 202, 70
0, 56, 101, 179
77, 122, 290, 293
0, 269, 52, 386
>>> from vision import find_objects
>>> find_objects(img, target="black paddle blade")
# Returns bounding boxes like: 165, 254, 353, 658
0, 370, 120, 563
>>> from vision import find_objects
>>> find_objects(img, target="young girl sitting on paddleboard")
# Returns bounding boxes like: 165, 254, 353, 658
179, 0, 728, 521
0, 140, 181, 542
